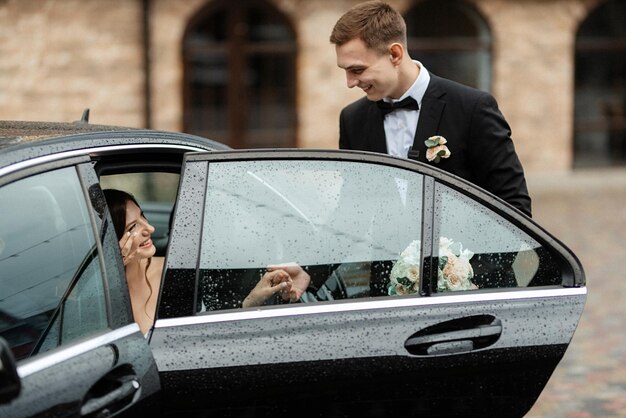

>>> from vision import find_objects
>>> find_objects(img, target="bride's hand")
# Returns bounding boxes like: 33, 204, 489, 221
242, 269, 292, 308
119, 231, 140, 266
267, 263, 311, 302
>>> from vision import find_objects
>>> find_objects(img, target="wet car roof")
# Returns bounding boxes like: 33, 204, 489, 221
0, 120, 230, 171
0, 121, 137, 150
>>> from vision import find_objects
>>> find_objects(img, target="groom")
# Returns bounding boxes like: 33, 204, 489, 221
330, 1, 532, 217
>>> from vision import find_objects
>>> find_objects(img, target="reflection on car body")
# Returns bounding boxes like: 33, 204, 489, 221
0, 121, 585, 417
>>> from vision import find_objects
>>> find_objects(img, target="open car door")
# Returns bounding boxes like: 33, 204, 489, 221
0, 159, 159, 417
152, 150, 585, 417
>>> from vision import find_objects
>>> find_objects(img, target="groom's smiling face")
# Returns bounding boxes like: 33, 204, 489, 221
336, 38, 401, 101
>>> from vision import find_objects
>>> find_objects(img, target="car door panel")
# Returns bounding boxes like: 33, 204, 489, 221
1, 325, 155, 418
152, 287, 584, 416
155, 150, 586, 417
0, 160, 159, 417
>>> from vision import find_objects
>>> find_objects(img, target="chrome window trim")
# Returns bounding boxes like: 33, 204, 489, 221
154, 286, 587, 329
17, 323, 140, 378
0, 144, 204, 177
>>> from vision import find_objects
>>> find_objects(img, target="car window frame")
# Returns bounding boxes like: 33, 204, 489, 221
427, 177, 581, 290
158, 149, 585, 320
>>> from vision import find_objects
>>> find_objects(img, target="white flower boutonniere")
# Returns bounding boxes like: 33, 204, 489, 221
425, 135, 451, 163
437, 237, 477, 292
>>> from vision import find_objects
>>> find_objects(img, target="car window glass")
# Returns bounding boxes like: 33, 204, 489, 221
0, 167, 107, 360
197, 160, 424, 311
435, 183, 562, 290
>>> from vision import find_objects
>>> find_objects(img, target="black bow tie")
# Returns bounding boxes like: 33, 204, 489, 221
377, 97, 419, 116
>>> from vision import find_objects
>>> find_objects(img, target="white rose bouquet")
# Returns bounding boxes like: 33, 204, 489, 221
388, 240, 421, 296
437, 237, 477, 291
388, 237, 477, 296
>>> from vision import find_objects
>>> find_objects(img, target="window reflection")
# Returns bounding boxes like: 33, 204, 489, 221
435, 183, 562, 290
0, 168, 107, 360
197, 160, 424, 311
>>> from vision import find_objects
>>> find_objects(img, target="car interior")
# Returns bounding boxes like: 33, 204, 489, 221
94, 150, 185, 257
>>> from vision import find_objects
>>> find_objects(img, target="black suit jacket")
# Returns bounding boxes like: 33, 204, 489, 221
339, 73, 532, 216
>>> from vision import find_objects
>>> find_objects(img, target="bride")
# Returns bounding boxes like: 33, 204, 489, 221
103, 189, 310, 335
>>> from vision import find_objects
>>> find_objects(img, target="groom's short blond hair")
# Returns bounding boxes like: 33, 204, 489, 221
330, 1, 407, 55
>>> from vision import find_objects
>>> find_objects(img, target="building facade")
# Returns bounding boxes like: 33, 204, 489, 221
1, 0, 624, 173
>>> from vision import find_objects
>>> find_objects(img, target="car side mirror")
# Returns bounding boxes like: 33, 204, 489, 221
0, 337, 20, 404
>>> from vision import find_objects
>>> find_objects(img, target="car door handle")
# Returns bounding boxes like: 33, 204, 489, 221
80, 373, 140, 417
404, 316, 502, 356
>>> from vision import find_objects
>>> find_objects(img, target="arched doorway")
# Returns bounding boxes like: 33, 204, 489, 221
404, 0, 492, 91
183, 0, 297, 148
574, 0, 626, 167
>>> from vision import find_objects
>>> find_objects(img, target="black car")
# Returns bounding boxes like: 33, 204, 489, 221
0, 121, 586, 417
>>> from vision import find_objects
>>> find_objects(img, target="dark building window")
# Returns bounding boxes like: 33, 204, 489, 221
574, 0, 626, 167
183, 0, 297, 148
404, 0, 492, 91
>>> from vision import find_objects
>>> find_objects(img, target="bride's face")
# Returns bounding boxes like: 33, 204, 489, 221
121, 200, 156, 260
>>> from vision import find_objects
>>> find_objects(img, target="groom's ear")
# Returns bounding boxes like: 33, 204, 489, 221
389, 43, 404, 66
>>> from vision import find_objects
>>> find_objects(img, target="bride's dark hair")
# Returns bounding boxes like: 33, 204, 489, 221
103, 188, 153, 317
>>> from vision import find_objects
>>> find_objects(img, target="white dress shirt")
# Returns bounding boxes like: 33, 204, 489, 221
383, 61, 431, 158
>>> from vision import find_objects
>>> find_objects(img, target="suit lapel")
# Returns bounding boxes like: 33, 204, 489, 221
413, 75, 446, 160
367, 103, 387, 153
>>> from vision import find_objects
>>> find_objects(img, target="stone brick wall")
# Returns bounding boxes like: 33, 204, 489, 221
150, 0, 204, 132
0, 0, 604, 173
476, 0, 598, 171
0, 0, 145, 127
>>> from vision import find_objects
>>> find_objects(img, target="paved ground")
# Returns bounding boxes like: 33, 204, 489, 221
524, 168, 626, 418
